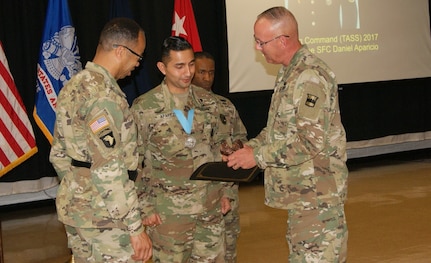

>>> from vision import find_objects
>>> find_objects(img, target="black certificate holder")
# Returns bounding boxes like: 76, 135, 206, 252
190, 162, 261, 183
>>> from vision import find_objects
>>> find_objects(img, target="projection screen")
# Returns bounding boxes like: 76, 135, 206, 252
226, 0, 431, 92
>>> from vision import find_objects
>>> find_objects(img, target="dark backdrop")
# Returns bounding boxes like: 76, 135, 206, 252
0, 0, 430, 182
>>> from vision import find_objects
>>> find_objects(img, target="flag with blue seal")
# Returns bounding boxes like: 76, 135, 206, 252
33, 0, 82, 143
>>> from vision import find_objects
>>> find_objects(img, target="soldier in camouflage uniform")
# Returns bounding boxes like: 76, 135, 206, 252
192, 51, 248, 263
225, 7, 348, 262
50, 18, 152, 263
131, 36, 230, 262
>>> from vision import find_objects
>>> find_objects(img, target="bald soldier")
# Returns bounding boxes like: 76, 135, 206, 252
225, 7, 349, 262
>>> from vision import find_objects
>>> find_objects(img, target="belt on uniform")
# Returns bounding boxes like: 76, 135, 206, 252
71, 159, 138, 181
71, 159, 91, 168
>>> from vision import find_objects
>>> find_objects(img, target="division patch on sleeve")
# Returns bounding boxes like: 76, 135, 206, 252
89, 115, 117, 148
298, 82, 325, 122
99, 130, 116, 148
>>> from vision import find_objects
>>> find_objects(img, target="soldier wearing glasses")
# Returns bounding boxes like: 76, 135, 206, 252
225, 7, 348, 262
50, 17, 152, 262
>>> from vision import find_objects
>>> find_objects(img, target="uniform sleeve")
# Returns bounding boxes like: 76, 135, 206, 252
86, 98, 143, 236
246, 126, 267, 149
130, 100, 156, 217
50, 111, 71, 181
50, 80, 85, 181
253, 69, 333, 169
230, 102, 248, 143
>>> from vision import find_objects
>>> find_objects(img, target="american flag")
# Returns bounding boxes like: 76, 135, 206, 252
90, 116, 109, 133
0, 42, 38, 177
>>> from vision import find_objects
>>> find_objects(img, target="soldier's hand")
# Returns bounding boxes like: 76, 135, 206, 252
221, 197, 231, 215
227, 145, 256, 170
130, 231, 152, 262
142, 213, 162, 227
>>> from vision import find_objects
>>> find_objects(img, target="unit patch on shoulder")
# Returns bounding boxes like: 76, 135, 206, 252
89, 115, 117, 148
298, 82, 326, 122
305, 93, 319, 107
99, 130, 116, 148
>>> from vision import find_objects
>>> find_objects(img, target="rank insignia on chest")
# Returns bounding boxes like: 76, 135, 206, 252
305, 93, 319, 107
219, 114, 227, 124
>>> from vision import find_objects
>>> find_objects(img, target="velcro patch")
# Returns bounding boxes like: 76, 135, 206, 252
298, 82, 325, 122
89, 115, 109, 133
100, 131, 116, 148
305, 93, 319, 107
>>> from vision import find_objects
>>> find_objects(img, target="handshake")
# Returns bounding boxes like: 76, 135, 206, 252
220, 139, 243, 156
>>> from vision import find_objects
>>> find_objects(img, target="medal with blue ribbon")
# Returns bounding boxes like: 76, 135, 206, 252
173, 109, 196, 148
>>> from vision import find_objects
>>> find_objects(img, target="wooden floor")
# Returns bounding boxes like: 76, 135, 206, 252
1, 150, 431, 263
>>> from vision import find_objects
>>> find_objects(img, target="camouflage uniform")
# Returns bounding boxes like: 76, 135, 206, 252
131, 82, 229, 263
210, 92, 247, 263
247, 45, 348, 262
50, 62, 144, 262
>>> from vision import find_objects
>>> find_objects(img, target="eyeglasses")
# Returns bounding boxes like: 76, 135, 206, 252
254, 35, 289, 47
113, 44, 143, 61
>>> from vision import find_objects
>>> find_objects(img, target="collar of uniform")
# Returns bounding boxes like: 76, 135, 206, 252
85, 62, 126, 98
161, 80, 193, 110
278, 45, 311, 85
160, 80, 217, 112
288, 44, 309, 69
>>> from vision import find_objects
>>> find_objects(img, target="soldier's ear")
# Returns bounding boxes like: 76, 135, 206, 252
280, 36, 288, 47
157, 61, 166, 75
113, 44, 126, 62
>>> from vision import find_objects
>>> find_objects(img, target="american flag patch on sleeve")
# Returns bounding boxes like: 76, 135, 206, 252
90, 116, 109, 133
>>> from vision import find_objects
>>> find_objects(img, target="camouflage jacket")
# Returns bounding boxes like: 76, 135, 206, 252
210, 92, 248, 156
210, 92, 248, 202
247, 45, 348, 210
50, 62, 143, 236
131, 82, 230, 216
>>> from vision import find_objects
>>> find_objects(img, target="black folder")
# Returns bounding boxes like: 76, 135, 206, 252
190, 162, 261, 182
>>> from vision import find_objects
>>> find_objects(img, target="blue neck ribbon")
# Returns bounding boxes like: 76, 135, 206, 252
173, 109, 194, 134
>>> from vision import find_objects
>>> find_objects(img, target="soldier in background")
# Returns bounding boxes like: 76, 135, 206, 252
192, 51, 248, 263
225, 7, 349, 262
50, 17, 152, 262
131, 36, 229, 262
